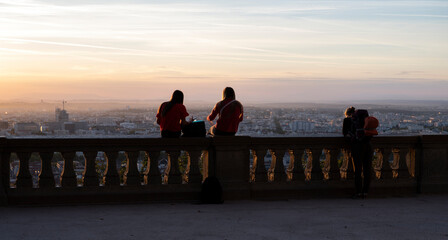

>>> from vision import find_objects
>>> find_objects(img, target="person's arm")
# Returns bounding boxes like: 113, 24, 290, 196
180, 116, 193, 127
343, 118, 355, 144
238, 103, 244, 122
342, 118, 350, 136
180, 117, 188, 127
207, 103, 219, 122
342, 118, 352, 144
156, 103, 164, 125
179, 104, 190, 127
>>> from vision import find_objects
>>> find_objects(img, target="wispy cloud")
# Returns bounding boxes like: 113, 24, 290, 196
378, 13, 448, 18
0, 18, 62, 27
0, 37, 148, 52
0, 47, 60, 55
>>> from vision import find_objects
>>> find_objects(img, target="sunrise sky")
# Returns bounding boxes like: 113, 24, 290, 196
1, 0, 447, 103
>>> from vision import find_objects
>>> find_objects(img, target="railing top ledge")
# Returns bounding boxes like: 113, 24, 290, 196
2, 135, 446, 153
2, 137, 212, 152
420, 134, 448, 142
210, 136, 251, 151
371, 136, 420, 146
250, 136, 343, 149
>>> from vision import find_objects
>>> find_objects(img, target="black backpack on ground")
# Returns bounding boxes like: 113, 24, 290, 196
200, 176, 223, 204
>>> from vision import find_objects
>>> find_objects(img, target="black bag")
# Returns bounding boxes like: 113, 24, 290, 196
351, 109, 369, 141
182, 120, 206, 137
201, 176, 223, 204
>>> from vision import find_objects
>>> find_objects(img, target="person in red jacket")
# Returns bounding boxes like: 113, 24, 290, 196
156, 90, 190, 138
207, 87, 243, 136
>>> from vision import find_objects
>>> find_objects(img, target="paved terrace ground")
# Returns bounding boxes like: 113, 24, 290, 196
1, 195, 447, 240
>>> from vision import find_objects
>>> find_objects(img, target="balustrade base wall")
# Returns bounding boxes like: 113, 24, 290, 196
0, 136, 447, 206
5, 185, 203, 206
3, 180, 422, 206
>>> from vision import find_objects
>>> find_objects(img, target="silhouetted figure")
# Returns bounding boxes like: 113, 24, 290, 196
156, 90, 190, 138
343, 106, 373, 199
342, 107, 356, 140
207, 87, 243, 136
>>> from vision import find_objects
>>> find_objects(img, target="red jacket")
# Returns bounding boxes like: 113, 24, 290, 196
207, 98, 243, 133
156, 103, 189, 132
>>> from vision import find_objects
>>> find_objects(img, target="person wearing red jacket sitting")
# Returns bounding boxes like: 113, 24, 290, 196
207, 87, 243, 136
156, 90, 190, 138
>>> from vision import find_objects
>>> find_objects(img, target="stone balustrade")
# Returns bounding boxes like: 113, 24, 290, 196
0, 135, 447, 205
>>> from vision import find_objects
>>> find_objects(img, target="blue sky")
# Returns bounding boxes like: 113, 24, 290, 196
0, 0, 447, 103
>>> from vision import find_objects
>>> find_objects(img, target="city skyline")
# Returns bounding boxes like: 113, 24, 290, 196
1, 0, 447, 103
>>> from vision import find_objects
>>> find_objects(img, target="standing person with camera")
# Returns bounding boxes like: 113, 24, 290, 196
343, 106, 377, 199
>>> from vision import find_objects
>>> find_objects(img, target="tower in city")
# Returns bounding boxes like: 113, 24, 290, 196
55, 100, 69, 122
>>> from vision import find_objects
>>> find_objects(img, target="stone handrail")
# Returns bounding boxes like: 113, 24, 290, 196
0, 135, 447, 205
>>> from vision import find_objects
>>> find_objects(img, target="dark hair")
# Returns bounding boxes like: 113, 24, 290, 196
222, 87, 235, 100
162, 90, 184, 117
345, 106, 355, 118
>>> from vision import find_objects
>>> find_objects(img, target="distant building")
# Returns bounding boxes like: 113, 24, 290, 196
74, 121, 89, 131
42, 121, 63, 133
63, 122, 76, 134
39, 107, 90, 135
0, 121, 8, 129
291, 121, 315, 133
14, 122, 39, 135
55, 108, 69, 122
54, 129, 70, 136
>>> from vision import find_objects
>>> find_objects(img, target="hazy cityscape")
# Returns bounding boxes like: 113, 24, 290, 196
1, 100, 447, 138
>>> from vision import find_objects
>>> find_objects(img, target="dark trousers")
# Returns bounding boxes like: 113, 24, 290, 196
351, 141, 373, 194
161, 130, 181, 138
209, 126, 236, 136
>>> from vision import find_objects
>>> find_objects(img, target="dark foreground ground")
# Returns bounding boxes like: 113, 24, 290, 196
1, 195, 447, 240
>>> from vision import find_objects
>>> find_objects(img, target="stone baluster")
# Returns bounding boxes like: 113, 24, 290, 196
397, 148, 411, 179
104, 151, 120, 186
201, 151, 209, 181
184, 150, 202, 184
124, 151, 141, 186
287, 148, 305, 181
250, 148, 268, 183
407, 148, 416, 178
82, 151, 99, 187
38, 152, 55, 189
373, 149, 383, 180
310, 148, 323, 180
322, 149, 330, 180
304, 149, 312, 180
60, 152, 77, 187
15, 152, 33, 189
391, 148, 400, 178
379, 148, 393, 179
268, 149, 286, 182
340, 149, 354, 179
325, 148, 341, 180
165, 151, 182, 184
144, 151, 161, 185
